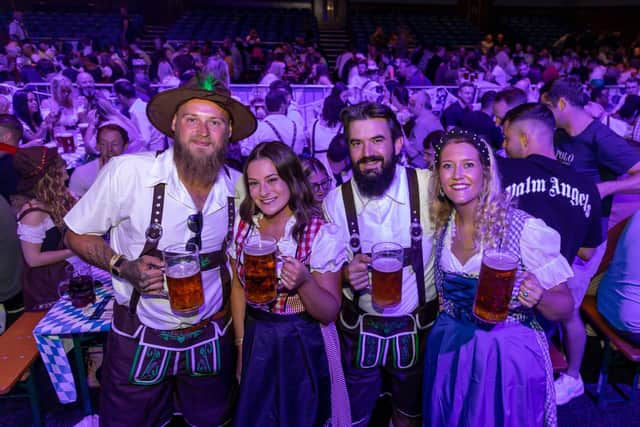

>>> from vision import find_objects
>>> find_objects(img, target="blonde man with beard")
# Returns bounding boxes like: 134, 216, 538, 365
64, 76, 257, 427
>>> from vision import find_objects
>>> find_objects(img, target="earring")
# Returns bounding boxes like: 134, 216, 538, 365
438, 187, 445, 199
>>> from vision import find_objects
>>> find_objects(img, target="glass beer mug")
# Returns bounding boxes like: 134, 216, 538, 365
473, 249, 519, 323
162, 244, 204, 315
243, 234, 278, 305
371, 242, 404, 308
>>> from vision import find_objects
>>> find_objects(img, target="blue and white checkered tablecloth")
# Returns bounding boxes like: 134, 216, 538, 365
34, 268, 113, 404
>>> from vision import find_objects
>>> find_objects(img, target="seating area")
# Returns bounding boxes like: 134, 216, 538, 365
166, 8, 319, 43
349, 12, 484, 51
499, 15, 570, 49
0, 12, 143, 45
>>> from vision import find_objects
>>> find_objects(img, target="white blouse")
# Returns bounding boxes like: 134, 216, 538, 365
229, 214, 349, 274
17, 216, 56, 244
440, 213, 573, 290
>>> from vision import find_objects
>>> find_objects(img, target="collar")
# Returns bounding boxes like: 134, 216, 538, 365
144, 147, 235, 212
351, 165, 406, 212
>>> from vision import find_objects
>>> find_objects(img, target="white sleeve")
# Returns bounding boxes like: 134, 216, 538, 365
520, 217, 574, 290
310, 223, 349, 273
17, 219, 50, 244
64, 157, 124, 236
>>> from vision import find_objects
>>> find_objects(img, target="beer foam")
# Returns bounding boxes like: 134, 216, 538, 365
167, 261, 200, 278
483, 250, 518, 271
244, 240, 276, 256
372, 257, 403, 273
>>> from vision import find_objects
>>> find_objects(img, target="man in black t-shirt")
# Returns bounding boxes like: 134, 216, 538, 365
440, 82, 474, 130
500, 103, 604, 406
540, 78, 640, 224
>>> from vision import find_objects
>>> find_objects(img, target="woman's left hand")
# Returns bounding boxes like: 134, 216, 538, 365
280, 256, 312, 291
517, 272, 544, 308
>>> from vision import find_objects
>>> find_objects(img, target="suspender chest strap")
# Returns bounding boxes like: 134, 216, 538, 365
340, 168, 425, 308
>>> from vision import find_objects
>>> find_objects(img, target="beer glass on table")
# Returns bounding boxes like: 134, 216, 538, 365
243, 234, 278, 305
58, 264, 96, 308
473, 249, 519, 323
163, 244, 204, 315
371, 242, 404, 308
54, 128, 76, 153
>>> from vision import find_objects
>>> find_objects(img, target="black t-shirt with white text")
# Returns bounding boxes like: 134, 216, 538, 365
554, 119, 640, 216
498, 155, 603, 263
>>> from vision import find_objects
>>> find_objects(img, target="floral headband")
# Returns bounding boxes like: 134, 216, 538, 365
433, 128, 491, 167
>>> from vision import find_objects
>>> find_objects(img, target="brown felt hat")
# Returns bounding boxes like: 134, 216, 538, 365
13, 146, 62, 193
146, 75, 257, 142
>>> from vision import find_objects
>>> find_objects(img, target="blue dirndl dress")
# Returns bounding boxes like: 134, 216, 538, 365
423, 209, 558, 427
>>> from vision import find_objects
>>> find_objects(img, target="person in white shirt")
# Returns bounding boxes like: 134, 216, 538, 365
64, 77, 257, 427
323, 102, 437, 427
114, 78, 166, 152
8, 11, 27, 41
69, 122, 129, 197
240, 89, 306, 157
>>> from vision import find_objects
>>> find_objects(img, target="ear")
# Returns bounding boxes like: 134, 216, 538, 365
519, 131, 528, 149
227, 122, 233, 140
394, 136, 404, 156
171, 115, 177, 133
558, 97, 567, 111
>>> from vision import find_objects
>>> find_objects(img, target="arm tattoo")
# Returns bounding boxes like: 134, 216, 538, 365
83, 239, 116, 271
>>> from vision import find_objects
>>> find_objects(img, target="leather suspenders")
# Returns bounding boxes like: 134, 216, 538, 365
128, 179, 236, 316
340, 168, 426, 308
264, 118, 297, 149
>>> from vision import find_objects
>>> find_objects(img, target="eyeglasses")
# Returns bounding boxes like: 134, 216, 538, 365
310, 178, 332, 193
187, 212, 203, 250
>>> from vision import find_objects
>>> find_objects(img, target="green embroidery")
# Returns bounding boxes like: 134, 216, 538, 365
158, 329, 204, 343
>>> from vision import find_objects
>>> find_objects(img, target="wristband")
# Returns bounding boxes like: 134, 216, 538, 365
109, 254, 126, 277
234, 337, 244, 346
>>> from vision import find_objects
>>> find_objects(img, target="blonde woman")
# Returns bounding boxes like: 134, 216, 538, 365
422, 129, 574, 427
41, 75, 81, 128
14, 147, 76, 310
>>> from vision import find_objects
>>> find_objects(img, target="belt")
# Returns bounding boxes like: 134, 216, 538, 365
342, 295, 439, 327
162, 307, 228, 336
200, 250, 225, 272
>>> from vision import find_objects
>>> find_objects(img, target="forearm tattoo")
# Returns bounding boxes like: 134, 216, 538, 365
83, 239, 116, 271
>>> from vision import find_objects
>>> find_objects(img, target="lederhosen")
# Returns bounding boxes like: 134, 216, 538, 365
103, 170, 237, 426
337, 168, 438, 370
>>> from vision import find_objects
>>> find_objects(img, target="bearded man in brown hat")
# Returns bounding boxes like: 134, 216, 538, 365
64, 75, 257, 427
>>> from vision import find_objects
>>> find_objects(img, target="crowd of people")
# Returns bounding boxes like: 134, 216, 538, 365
1, 7, 640, 427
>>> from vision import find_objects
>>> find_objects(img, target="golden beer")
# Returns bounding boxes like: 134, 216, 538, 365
473, 249, 519, 323
371, 242, 404, 308
243, 236, 278, 305
166, 261, 204, 314
163, 244, 204, 315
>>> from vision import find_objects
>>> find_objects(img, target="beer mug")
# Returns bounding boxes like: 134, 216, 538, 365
243, 234, 278, 305
54, 129, 76, 153
58, 264, 96, 308
163, 244, 204, 315
473, 249, 519, 323
371, 242, 404, 308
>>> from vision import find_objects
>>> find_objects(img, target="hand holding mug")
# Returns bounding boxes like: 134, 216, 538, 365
344, 253, 371, 291
120, 255, 165, 296
517, 272, 544, 308
279, 256, 311, 291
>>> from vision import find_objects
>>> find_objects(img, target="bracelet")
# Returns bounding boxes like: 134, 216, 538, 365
109, 253, 124, 276
234, 337, 244, 346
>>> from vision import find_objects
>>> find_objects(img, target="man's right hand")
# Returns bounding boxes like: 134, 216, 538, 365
343, 253, 371, 291
120, 255, 165, 295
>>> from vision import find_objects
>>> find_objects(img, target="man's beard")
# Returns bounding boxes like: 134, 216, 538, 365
174, 138, 227, 187
352, 155, 397, 198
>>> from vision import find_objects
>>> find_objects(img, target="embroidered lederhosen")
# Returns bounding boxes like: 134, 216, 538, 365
338, 168, 438, 370
434, 208, 557, 427
112, 170, 236, 385
234, 217, 324, 314
264, 118, 297, 150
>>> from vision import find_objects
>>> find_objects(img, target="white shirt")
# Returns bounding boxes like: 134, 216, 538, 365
64, 148, 238, 330
68, 159, 100, 197
440, 213, 573, 289
323, 165, 436, 315
240, 113, 306, 156
9, 20, 26, 41
129, 98, 165, 152
228, 214, 348, 275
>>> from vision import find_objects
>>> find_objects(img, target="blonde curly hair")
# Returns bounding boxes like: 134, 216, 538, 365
32, 158, 76, 228
429, 134, 512, 249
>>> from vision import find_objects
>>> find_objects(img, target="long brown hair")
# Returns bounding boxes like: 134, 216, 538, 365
239, 141, 317, 243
